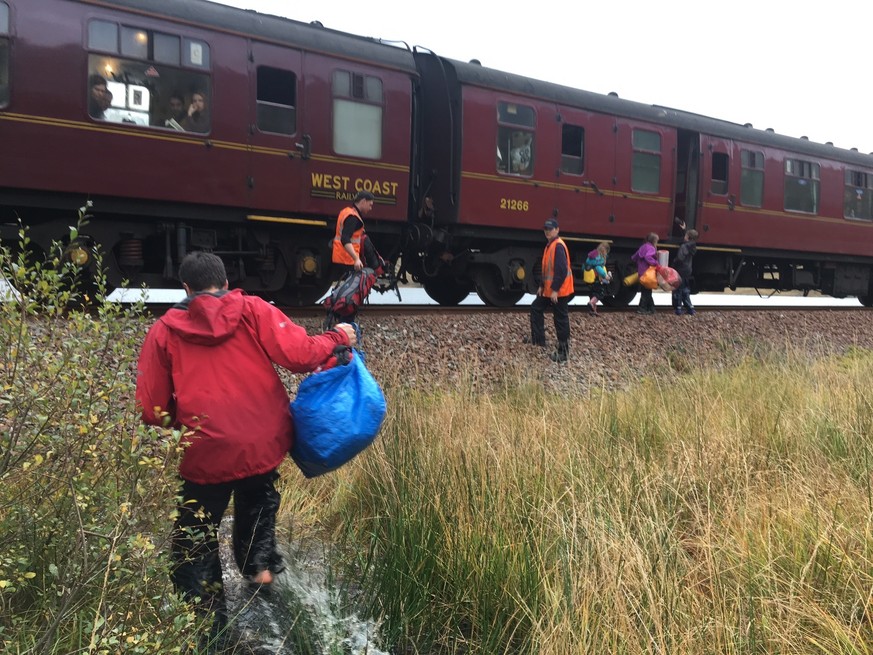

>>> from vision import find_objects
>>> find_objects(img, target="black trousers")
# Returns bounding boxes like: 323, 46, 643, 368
530, 294, 571, 344
638, 287, 655, 312
171, 470, 283, 610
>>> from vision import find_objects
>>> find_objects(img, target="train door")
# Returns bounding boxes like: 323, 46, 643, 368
247, 41, 304, 212
672, 129, 700, 238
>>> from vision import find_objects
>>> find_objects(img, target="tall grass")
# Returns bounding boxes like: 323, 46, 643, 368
316, 349, 873, 654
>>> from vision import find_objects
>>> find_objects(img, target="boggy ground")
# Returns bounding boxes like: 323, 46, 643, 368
289, 308, 873, 393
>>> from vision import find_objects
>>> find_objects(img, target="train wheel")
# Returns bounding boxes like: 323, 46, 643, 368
423, 276, 472, 306
603, 284, 638, 307
473, 267, 525, 307
269, 279, 332, 307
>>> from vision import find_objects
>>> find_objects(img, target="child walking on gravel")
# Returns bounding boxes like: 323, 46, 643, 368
585, 242, 612, 316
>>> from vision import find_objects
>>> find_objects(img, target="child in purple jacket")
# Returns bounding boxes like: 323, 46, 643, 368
631, 232, 659, 314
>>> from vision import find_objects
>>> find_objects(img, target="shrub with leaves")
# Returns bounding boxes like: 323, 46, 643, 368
0, 210, 197, 653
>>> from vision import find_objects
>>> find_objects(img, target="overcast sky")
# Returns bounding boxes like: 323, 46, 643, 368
211, 0, 873, 155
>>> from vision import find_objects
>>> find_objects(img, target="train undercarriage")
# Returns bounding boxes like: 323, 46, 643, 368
4, 201, 873, 308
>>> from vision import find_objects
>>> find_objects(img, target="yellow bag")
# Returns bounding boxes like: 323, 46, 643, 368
640, 266, 659, 290
622, 272, 639, 287
583, 268, 596, 284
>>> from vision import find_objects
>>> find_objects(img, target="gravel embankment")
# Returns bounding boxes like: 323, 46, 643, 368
288, 308, 873, 395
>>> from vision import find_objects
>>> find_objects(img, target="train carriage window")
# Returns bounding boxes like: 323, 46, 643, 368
844, 170, 873, 220
257, 66, 296, 136
0, 1, 8, 108
88, 20, 118, 53
740, 149, 764, 207
497, 102, 535, 175
121, 27, 148, 59
332, 70, 382, 159
154, 33, 180, 66
711, 152, 729, 195
183, 38, 210, 69
631, 129, 661, 193
561, 124, 584, 175
784, 158, 820, 214
86, 21, 211, 133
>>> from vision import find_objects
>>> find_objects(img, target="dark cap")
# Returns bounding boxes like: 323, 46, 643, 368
354, 190, 375, 203
544, 218, 559, 230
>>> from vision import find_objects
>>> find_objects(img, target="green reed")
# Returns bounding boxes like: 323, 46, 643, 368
312, 349, 873, 654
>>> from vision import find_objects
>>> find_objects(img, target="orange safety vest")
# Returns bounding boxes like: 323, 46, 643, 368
332, 206, 365, 265
541, 237, 574, 297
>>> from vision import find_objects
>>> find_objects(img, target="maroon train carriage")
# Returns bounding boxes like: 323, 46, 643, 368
410, 54, 873, 307
0, 0, 416, 304
2, 0, 873, 308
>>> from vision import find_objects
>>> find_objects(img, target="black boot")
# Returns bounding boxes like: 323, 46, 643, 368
550, 340, 569, 363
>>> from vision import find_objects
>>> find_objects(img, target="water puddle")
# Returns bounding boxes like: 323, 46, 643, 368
219, 518, 388, 655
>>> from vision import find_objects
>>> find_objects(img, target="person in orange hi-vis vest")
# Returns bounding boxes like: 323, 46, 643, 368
527, 218, 575, 363
331, 190, 376, 279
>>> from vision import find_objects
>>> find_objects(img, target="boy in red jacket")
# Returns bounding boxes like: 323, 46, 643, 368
136, 252, 356, 624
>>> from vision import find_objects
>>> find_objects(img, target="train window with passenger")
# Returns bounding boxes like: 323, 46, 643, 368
631, 129, 661, 193
257, 66, 296, 136
0, 1, 8, 108
86, 20, 211, 133
844, 170, 873, 220
740, 149, 764, 207
332, 70, 382, 159
784, 158, 820, 214
496, 102, 535, 175
711, 152, 729, 195
561, 124, 584, 175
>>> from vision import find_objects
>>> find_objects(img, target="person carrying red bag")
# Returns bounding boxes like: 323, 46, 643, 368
631, 232, 660, 314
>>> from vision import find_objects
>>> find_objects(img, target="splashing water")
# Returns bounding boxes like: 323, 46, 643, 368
219, 518, 389, 655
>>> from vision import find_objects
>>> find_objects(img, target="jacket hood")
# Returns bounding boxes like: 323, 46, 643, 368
160, 289, 245, 345
587, 248, 599, 259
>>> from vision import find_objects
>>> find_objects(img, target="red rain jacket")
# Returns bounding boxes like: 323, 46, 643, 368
136, 289, 349, 484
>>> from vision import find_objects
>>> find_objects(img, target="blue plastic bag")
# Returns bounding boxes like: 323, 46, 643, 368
290, 349, 386, 478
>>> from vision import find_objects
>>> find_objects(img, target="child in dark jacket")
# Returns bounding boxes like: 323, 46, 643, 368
672, 228, 698, 315
585, 242, 612, 316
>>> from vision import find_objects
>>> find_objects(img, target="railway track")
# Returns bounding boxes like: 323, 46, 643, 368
141, 301, 864, 319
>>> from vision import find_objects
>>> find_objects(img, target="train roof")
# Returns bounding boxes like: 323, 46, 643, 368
74, 0, 417, 74
445, 57, 873, 168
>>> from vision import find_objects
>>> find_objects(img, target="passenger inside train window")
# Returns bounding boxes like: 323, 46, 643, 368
181, 90, 210, 133
497, 126, 534, 175
88, 74, 109, 119
87, 23, 211, 132
165, 93, 187, 128
510, 131, 533, 174
101, 89, 114, 118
